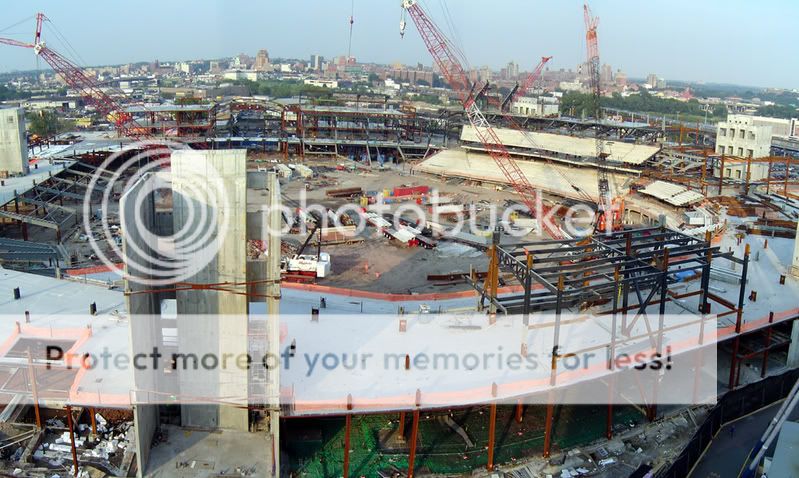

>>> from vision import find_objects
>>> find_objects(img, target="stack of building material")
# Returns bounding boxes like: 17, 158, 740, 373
293, 164, 314, 178
275, 163, 292, 178
317, 226, 362, 245
363, 211, 391, 229
379, 185, 430, 204
392, 185, 429, 197
362, 212, 418, 246
326, 187, 363, 198
640, 180, 704, 207
383, 226, 417, 246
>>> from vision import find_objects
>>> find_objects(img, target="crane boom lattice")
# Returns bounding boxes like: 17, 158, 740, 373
0, 13, 150, 140
401, 0, 563, 239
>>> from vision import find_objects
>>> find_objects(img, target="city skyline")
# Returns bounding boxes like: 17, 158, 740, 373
1, 1, 798, 90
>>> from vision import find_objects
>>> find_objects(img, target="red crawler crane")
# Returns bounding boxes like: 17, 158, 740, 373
583, 3, 624, 232
0, 13, 150, 140
400, 0, 564, 239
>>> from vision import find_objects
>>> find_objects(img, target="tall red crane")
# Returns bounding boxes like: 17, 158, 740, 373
583, 3, 623, 232
0, 13, 150, 140
400, 0, 564, 239
484, 69, 597, 209
501, 56, 552, 112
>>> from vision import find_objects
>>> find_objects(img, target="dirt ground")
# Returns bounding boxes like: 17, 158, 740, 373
279, 160, 542, 293
318, 237, 489, 294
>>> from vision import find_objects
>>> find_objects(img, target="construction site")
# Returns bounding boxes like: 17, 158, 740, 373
0, 3, 798, 478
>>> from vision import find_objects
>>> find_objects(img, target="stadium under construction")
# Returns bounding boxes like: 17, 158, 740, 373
0, 3, 798, 478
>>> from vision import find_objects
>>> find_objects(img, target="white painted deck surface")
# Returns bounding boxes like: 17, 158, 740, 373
0, 222, 794, 413
0, 266, 129, 404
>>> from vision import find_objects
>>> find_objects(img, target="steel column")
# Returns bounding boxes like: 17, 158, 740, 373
407, 391, 421, 478
90, 407, 97, 436
761, 311, 774, 378
398, 411, 406, 437
66, 405, 78, 477
343, 394, 352, 478
26, 350, 41, 429
543, 274, 564, 458
487, 402, 497, 471
522, 253, 533, 325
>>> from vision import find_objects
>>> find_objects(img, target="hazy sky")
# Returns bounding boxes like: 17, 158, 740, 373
1, 1, 796, 90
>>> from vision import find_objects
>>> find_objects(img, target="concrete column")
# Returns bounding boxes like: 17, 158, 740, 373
791, 219, 799, 278
121, 172, 162, 477
172, 150, 249, 431
265, 172, 282, 475
788, 321, 799, 368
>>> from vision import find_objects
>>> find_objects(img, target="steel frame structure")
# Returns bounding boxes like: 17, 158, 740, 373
642, 150, 799, 198
126, 104, 217, 138
0, 162, 110, 242
277, 100, 450, 162
487, 226, 739, 316
466, 224, 756, 457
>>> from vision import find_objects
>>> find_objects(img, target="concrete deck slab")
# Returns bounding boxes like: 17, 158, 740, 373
144, 425, 272, 478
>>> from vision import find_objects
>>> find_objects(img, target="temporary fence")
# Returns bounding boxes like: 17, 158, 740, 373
656, 367, 799, 478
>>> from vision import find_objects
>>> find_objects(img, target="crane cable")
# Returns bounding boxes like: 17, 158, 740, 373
44, 19, 89, 69
495, 102, 596, 205
0, 15, 35, 35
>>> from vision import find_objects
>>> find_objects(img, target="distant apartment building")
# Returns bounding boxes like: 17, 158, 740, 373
232, 53, 253, 69
505, 61, 519, 80
22, 98, 79, 111
223, 70, 261, 81
714, 115, 773, 181
387, 68, 435, 86
309, 54, 325, 71
601, 64, 613, 85
254, 49, 271, 71
0, 107, 29, 176
614, 70, 627, 88
559, 80, 583, 92
174, 62, 191, 74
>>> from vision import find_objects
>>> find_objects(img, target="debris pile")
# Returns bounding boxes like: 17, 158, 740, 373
33, 413, 134, 476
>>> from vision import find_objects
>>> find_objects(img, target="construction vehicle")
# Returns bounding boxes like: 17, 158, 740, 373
282, 253, 331, 279
281, 208, 332, 279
